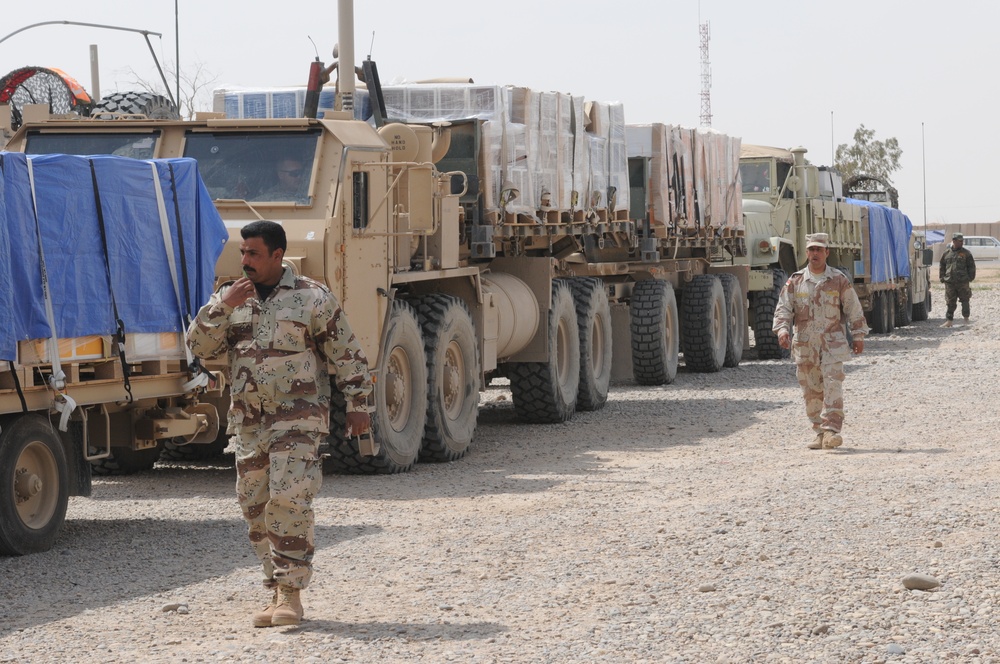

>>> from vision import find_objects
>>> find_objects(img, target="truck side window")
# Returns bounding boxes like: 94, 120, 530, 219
352, 171, 369, 230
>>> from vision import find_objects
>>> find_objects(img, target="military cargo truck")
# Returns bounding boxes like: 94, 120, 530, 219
734, 145, 932, 358
4, 2, 752, 490
0, 153, 227, 555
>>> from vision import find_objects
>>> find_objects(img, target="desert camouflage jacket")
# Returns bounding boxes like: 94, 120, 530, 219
772, 266, 869, 364
939, 246, 976, 284
186, 268, 372, 435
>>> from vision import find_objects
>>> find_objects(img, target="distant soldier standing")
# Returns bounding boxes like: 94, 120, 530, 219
186, 220, 372, 627
939, 232, 976, 327
773, 233, 869, 450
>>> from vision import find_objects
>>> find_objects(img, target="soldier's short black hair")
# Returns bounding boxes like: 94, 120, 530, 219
241, 220, 287, 254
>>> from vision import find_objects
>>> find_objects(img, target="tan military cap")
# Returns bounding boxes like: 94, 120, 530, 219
805, 233, 829, 248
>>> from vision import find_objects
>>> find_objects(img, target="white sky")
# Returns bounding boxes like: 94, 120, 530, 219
4, 0, 997, 225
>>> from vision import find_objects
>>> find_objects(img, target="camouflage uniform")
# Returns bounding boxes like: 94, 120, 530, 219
939, 244, 976, 321
772, 266, 868, 435
186, 267, 371, 590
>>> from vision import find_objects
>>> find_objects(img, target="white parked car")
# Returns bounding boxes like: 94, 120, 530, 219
961, 236, 1000, 261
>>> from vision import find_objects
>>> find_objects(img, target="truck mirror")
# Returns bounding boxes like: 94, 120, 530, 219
922, 248, 934, 266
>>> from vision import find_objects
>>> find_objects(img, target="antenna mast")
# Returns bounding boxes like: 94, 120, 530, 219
699, 20, 712, 127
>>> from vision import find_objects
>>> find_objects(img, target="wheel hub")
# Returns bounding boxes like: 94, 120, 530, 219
14, 468, 42, 504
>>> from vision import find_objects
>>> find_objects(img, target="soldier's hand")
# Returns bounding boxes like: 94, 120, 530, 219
222, 277, 255, 308
778, 331, 791, 349
345, 411, 370, 436
852, 339, 864, 354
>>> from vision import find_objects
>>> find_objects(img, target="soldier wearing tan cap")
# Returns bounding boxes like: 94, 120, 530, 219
772, 233, 870, 449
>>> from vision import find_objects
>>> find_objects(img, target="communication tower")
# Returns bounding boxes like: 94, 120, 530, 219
699, 21, 712, 127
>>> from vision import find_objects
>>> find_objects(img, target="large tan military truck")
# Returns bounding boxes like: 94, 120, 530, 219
734, 146, 932, 358
0, 153, 227, 555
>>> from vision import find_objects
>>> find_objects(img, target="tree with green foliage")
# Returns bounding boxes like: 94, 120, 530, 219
834, 124, 902, 188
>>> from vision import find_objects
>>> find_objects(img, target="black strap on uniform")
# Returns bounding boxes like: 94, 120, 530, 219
88, 159, 133, 403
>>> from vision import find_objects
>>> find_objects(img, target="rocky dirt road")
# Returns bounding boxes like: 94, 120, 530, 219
2, 271, 999, 663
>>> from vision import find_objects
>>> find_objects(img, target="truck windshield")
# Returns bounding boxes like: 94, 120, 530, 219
24, 131, 160, 159
183, 130, 321, 203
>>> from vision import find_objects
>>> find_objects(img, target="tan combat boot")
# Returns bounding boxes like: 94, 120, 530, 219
963, 317, 970, 325
823, 431, 843, 449
808, 432, 825, 450
252, 588, 278, 628
942, 319, 953, 328
271, 586, 304, 626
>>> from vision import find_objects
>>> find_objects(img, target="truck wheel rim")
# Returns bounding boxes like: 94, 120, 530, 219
443, 341, 466, 420
14, 441, 59, 529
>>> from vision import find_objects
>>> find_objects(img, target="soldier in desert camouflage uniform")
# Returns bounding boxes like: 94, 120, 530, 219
772, 233, 869, 450
186, 220, 372, 627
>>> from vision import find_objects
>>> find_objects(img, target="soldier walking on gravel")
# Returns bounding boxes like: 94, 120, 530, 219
772, 233, 869, 450
939, 232, 976, 328
186, 220, 373, 627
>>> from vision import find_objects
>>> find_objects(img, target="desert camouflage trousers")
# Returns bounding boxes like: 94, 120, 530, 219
944, 282, 972, 320
795, 359, 846, 434
234, 428, 324, 590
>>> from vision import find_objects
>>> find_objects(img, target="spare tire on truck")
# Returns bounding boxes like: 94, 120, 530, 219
91, 91, 180, 120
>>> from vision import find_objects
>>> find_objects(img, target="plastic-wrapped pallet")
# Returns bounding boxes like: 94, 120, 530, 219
588, 101, 630, 215
212, 86, 370, 120
694, 128, 742, 230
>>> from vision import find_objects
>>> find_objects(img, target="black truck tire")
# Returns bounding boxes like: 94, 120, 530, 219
417, 294, 480, 462
92, 91, 180, 120
681, 274, 727, 373
0, 415, 70, 555
630, 280, 679, 385
719, 273, 746, 368
571, 277, 612, 410
509, 280, 580, 423
323, 301, 427, 474
753, 269, 789, 360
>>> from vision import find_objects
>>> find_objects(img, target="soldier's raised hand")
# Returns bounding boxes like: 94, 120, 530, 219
222, 277, 256, 308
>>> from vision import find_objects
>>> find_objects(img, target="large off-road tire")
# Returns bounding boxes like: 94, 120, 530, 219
91, 91, 180, 120
870, 291, 895, 334
326, 301, 426, 474
630, 280, 679, 386
896, 284, 913, 327
912, 285, 930, 322
0, 415, 69, 555
320, 385, 359, 474
719, 274, 746, 368
681, 274, 727, 373
571, 277, 612, 410
90, 443, 162, 476
752, 268, 789, 360
417, 294, 480, 462
509, 280, 580, 423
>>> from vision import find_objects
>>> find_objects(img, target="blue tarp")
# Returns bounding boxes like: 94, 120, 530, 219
924, 229, 945, 245
0, 152, 227, 362
846, 197, 912, 284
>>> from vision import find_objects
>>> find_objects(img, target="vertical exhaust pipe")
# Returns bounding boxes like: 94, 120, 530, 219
338, 0, 355, 113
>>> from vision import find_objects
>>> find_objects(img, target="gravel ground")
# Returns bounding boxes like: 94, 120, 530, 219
2, 272, 999, 664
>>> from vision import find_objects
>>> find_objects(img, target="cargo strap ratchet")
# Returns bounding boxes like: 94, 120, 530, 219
89, 159, 134, 404
26, 158, 78, 430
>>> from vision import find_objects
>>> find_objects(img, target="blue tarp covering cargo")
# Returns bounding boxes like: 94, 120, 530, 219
847, 197, 912, 283
0, 152, 227, 362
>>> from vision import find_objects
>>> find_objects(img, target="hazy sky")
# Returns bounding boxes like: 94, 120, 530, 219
4, 1, 998, 225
